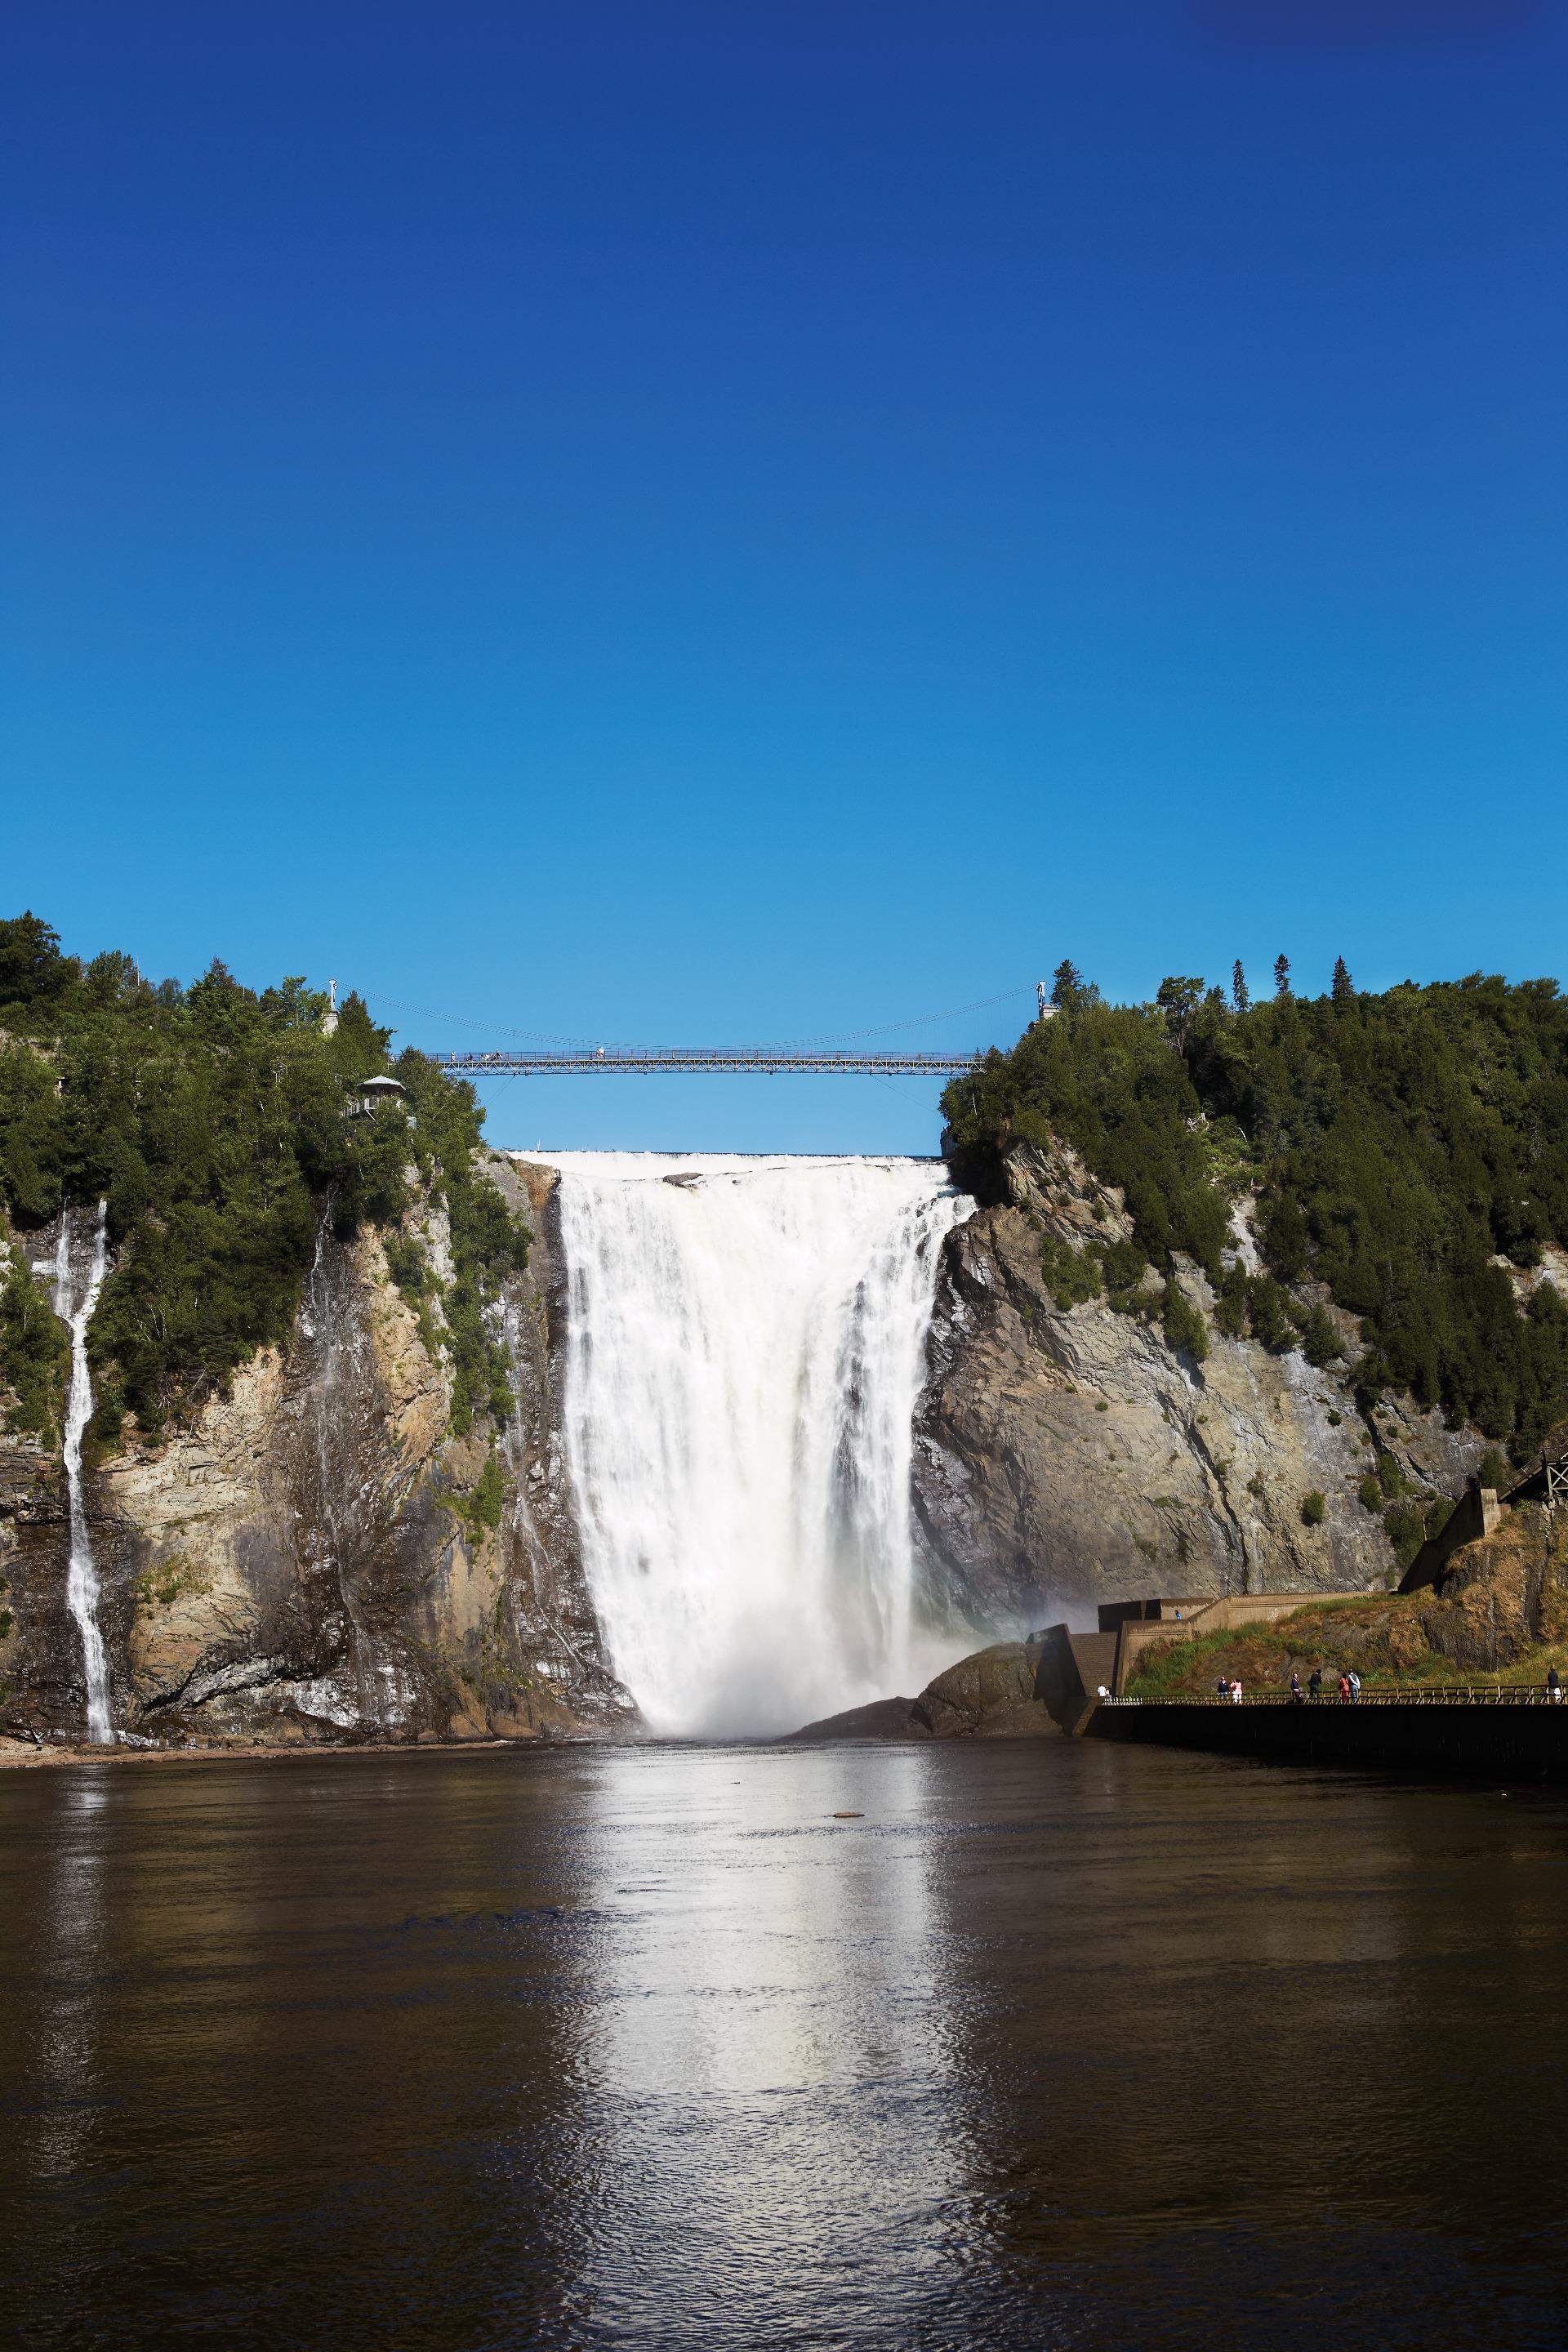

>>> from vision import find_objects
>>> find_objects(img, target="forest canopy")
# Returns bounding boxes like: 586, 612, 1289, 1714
0, 911, 526, 1445
942, 964, 1568, 1459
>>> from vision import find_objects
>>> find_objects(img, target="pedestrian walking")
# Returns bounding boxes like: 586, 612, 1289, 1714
1229, 1678, 1243, 1704
1216, 1673, 1230, 1699
1550, 1667, 1563, 1704
1338, 1672, 1351, 1702
1307, 1668, 1322, 1702
1290, 1672, 1303, 1705
1348, 1668, 1361, 1704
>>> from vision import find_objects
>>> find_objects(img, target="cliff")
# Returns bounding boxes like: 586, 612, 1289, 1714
0, 1156, 634, 1750
912, 1141, 1482, 1627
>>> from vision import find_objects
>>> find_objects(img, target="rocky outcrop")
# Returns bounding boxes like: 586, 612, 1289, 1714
785, 1637, 1059, 1740
906, 1638, 1056, 1738
913, 1141, 1484, 1628
0, 1156, 634, 1749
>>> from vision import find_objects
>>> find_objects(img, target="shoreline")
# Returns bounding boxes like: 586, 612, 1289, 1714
0, 1732, 595, 1772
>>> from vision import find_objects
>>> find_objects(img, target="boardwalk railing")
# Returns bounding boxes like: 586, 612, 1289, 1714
1107, 1687, 1568, 1708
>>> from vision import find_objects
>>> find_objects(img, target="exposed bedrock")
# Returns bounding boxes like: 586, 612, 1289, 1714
912, 1141, 1483, 1628
0, 1156, 634, 1748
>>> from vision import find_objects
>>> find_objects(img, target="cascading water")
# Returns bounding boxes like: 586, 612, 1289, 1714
540, 1154, 971, 1736
51, 1203, 114, 1744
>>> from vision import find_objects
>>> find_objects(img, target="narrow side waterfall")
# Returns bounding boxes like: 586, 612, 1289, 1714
541, 1154, 971, 1736
51, 1203, 114, 1744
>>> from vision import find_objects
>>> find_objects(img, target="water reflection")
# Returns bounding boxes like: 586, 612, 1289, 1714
4, 1744, 1568, 2350
561, 1745, 972, 2343
29, 1773, 110, 2187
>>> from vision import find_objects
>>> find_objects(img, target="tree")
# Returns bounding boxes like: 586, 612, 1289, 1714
1232, 960, 1250, 1015
0, 911, 70, 1009
1332, 956, 1355, 1004
1050, 960, 1089, 1011
1156, 975, 1205, 1049
1273, 954, 1292, 999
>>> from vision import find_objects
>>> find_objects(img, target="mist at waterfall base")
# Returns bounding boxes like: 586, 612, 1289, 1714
537, 1154, 973, 1738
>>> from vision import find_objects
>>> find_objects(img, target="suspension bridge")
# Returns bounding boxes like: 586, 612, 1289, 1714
429, 1048, 987, 1077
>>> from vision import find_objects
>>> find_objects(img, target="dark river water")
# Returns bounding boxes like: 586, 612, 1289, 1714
3, 1740, 1568, 2351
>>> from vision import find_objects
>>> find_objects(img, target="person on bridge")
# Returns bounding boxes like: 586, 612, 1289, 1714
1549, 1667, 1563, 1704
1290, 1672, 1304, 1705
1337, 1672, 1352, 1703
1348, 1668, 1361, 1704
1308, 1668, 1323, 1702
1228, 1678, 1243, 1704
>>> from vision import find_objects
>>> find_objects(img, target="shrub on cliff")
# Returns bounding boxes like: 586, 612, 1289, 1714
945, 969, 1568, 1456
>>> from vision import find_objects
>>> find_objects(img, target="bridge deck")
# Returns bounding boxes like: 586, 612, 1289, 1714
430, 1050, 984, 1076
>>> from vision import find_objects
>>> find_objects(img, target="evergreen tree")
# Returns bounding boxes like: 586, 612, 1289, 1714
1331, 956, 1354, 1004
1232, 960, 1250, 1015
1273, 954, 1292, 999
1156, 975, 1206, 1049
1050, 959, 1086, 1010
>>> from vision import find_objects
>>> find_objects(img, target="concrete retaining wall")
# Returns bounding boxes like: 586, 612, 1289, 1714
1080, 1699, 1568, 1781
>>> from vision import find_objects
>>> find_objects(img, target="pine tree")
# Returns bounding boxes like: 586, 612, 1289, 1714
1050, 959, 1085, 1010
1273, 954, 1291, 999
1232, 960, 1250, 1015
1332, 956, 1354, 1004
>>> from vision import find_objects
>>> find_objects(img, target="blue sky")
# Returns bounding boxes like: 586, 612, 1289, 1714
6, 1, 1564, 1152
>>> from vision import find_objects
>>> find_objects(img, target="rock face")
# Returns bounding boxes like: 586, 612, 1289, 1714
906, 1639, 1056, 1739
0, 1156, 635, 1748
912, 1142, 1484, 1630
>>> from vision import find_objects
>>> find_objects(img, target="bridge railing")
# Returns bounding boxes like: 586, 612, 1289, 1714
429, 1049, 986, 1076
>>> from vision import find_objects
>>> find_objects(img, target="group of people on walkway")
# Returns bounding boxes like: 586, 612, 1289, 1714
1213, 1668, 1364, 1704
1200, 1664, 1568, 1704
1290, 1668, 1361, 1704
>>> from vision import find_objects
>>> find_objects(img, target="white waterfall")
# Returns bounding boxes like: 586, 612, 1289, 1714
537, 1153, 970, 1737
51, 1203, 114, 1744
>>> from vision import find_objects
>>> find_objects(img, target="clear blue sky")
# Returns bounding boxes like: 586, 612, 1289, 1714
6, 1, 1564, 1152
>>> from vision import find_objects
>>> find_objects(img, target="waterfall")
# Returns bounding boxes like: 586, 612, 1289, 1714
51, 1203, 114, 1744
538, 1154, 970, 1736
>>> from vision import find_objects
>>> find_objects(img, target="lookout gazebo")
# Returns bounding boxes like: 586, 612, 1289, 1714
351, 1073, 407, 1117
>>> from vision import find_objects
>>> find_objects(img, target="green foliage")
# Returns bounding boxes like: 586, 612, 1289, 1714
442, 1449, 507, 1544
1298, 1304, 1341, 1367
1214, 1262, 1249, 1339
470, 1452, 505, 1530
1038, 1233, 1102, 1308
1383, 1500, 1429, 1571
0, 912, 525, 1446
1050, 960, 1100, 1013
1477, 1447, 1512, 1492
0, 1250, 69, 1439
1161, 1277, 1209, 1363
944, 969, 1568, 1454
1358, 1473, 1383, 1512
1300, 1490, 1327, 1526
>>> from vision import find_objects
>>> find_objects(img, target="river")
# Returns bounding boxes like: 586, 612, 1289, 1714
3, 1740, 1566, 2350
